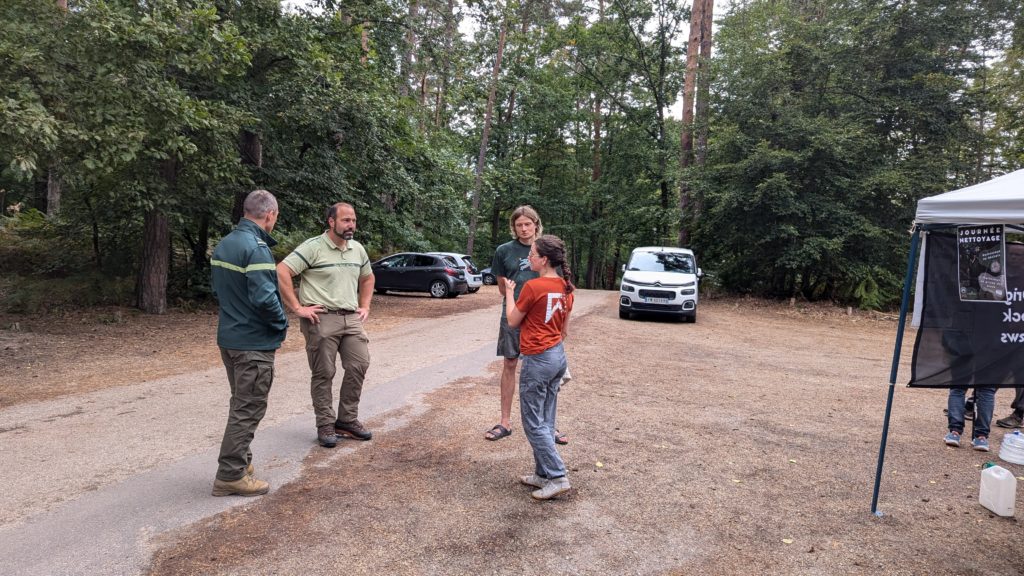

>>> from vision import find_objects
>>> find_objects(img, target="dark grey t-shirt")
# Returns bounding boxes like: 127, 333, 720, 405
492, 239, 538, 303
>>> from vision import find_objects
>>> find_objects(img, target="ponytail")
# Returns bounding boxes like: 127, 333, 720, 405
561, 262, 575, 295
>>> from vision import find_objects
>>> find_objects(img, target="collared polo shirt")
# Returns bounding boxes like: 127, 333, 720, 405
282, 234, 372, 311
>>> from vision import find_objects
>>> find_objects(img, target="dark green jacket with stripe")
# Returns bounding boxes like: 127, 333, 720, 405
211, 218, 288, 351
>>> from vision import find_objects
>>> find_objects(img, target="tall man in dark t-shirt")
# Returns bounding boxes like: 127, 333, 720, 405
484, 206, 542, 441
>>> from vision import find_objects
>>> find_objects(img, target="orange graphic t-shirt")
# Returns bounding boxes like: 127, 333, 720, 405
515, 276, 574, 355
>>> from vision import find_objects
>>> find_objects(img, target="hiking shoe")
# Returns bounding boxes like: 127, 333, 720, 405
246, 462, 255, 476
317, 424, 338, 448
531, 476, 571, 500
212, 475, 270, 497
335, 419, 372, 441
972, 436, 990, 452
520, 474, 547, 488
944, 431, 961, 447
997, 413, 1024, 428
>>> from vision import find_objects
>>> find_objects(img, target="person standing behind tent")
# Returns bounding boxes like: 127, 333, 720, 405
210, 189, 287, 497
941, 331, 996, 451
996, 386, 1024, 428
504, 235, 574, 500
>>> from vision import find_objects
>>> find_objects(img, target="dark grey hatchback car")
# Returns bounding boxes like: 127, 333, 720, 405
371, 252, 469, 298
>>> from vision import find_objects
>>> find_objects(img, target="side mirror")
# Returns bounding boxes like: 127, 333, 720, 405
697, 268, 704, 279
622, 264, 626, 272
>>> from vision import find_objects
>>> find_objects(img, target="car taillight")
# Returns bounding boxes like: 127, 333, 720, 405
445, 267, 460, 277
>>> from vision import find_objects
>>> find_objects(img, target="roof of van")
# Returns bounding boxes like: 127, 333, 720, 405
631, 246, 695, 255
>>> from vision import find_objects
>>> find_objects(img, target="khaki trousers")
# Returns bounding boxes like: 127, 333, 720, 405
301, 313, 370, 427
216, 349, 275, 481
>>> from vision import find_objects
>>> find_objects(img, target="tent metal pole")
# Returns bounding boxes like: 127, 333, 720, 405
871, 227, 921, 516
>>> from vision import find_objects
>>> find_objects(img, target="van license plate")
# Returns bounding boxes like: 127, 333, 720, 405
645, 297, 669, 304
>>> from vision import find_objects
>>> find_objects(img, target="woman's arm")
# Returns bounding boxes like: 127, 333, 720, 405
504, 278, 527, 328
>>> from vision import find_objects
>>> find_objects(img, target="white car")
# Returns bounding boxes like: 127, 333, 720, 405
619, 246, 702, 322
427, 252, 483, 293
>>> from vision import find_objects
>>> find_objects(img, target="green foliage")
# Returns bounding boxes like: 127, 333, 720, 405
688, 0, 1017, 307
0, 209, 86, 276
0, 0, 1020, 311
0, 272, 135, 314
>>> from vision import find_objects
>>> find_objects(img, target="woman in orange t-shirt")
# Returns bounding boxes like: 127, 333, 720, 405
504, 235, 575, 500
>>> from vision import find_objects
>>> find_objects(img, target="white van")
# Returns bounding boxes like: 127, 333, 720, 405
619, 246, 702, 322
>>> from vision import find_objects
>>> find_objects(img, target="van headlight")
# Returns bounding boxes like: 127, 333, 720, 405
621, 283, 635, 292
680, 288, 695, 295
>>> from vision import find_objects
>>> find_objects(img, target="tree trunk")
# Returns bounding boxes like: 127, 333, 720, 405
361, 25, 370, 65
138, 160, 176, 314
694, 0, 714, 169
677, 0, 705, 247
233, 129, 263, 224
47, 0, 67, 218
188, 214, 210, 271
434, 0, 456, 127
45, 162, 61, 218
84, 194, 102, 267
400, 0, 419, 98
489, 202, 502, 248
466, 17, 508, 256
609, 244, 622, 288
138, 209, 170, 314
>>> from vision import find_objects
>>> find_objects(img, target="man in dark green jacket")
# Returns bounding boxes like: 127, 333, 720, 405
209, 189, 287, 497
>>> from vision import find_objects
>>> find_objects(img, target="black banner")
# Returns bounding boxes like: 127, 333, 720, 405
909, 230, 1024, 388
957, 225, 1006, 302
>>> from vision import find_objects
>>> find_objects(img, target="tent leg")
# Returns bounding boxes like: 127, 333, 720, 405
871, 228, 921, 516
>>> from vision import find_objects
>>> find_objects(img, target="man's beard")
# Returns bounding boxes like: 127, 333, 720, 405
335, 226, 354, 240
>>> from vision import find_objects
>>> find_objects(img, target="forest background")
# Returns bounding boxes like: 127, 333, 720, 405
1, 0, 1022, 313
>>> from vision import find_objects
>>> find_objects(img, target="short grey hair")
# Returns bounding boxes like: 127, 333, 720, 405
243, 189, 278, 219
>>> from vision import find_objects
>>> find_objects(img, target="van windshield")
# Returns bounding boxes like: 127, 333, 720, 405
628, 252, 695, 273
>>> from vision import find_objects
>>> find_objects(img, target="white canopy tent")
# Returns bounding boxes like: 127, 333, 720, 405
873, 168, 1024, 516
915, 168, 1024, 225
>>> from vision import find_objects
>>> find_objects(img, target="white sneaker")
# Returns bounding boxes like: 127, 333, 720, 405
531, 476, 570, 500
520, 474, 547, 488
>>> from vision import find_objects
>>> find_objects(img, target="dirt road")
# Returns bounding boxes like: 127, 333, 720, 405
2, 290, 1023, 575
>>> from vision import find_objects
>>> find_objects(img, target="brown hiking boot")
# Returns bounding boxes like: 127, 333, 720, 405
997, 412, 1023, 428
335, 419, 372, 441
317, 424, 339, 448
212, 475, 270, 497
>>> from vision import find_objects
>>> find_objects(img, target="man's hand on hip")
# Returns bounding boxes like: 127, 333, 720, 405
296, 304, 326, 324
357, 307, 370, 322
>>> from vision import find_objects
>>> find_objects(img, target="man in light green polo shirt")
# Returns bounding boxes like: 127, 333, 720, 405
277, 202, 376, 448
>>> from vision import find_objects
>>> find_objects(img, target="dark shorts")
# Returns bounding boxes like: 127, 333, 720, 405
496, 314, 521, 359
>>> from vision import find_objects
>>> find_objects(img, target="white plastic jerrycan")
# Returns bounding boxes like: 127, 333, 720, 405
979, 463, 1016, 517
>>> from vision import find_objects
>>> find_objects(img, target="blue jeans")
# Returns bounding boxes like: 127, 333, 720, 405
948, 387, 996, 438
519, 343, 567, 479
